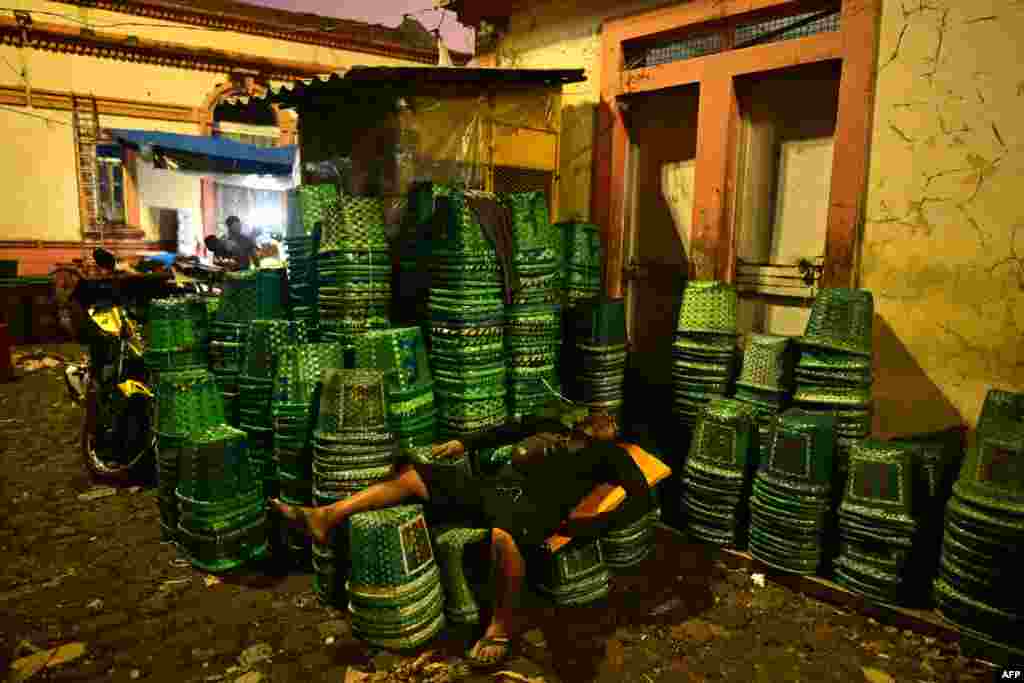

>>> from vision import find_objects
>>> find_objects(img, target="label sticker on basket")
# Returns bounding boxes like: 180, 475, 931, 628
977, 443, 1022, 488
769, 432, 811, 479
559, 540, 603, 581
695, 422, 737, 466
849, 461, 902, 503
399, 515, 434, 576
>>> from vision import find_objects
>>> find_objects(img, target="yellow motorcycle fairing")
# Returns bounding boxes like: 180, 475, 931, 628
88, 305, 144, 357
117, 379, 153, 399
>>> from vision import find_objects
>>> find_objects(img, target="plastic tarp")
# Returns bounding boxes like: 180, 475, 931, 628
296, 89, 561, 197
109, 129, 297, 176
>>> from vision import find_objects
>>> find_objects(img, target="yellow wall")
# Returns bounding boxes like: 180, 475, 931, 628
492, 0, 1024, 429
0, 108, 79, 241
0, 0, 421, 244
861, 0, 1024, 431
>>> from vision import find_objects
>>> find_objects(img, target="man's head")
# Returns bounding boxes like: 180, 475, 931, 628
225, 216, 242, 237
576, 411, 619, 442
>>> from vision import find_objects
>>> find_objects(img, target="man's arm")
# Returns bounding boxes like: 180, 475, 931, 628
457, 415, 565, 453
560, 442, 651, 539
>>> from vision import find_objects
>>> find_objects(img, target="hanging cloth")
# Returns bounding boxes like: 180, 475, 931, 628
464, 191, 520, 304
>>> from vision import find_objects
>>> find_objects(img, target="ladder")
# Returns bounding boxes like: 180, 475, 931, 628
71, 93, 102, 261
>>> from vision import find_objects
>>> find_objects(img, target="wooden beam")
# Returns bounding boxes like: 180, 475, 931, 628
0, 84, 200, 124
201, 179, 218, 242
608, 0, 807, 44
824, 0, 881, 288
690, 71, 740, 280
594, 36, 632, 299
123, 149, 141, 230
619, 32, 843, 96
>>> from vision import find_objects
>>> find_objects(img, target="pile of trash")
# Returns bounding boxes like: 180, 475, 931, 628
344, 651, 547, 683
12, 348, 67, 373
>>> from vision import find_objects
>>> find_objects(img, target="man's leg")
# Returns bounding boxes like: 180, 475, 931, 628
469, 527, 525, 665
272, 464, 430, 545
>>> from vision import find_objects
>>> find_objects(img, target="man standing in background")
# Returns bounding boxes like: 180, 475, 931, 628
225, 215, 259, 269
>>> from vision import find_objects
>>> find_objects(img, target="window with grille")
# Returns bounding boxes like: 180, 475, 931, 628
735, 9, 840, 48
624, 32, 724, 70
96, 147, 126, 224
623, 5, 840, 70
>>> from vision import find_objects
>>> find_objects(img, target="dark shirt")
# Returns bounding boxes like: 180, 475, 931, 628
226, 233, 258, 269
420, 416, 651, 549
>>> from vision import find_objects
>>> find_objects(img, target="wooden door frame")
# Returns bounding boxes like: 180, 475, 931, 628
594, 0, 881, 297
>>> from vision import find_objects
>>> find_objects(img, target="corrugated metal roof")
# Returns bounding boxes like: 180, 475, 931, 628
220, 66, 586, 110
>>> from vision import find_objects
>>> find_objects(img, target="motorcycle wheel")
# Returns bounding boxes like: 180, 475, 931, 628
81, 381, 155, 482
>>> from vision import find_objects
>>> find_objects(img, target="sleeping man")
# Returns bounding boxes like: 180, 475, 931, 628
272, 412, 651, 669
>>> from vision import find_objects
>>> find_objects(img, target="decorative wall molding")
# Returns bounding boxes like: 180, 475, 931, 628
51, 0, 467, 65
0, 84, 199, 122
0, 17, 339, 80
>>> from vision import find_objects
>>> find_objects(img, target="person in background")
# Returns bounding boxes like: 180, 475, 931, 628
272, 412, 649, 670
225, 216, 259, 270
204, 235, 238, 270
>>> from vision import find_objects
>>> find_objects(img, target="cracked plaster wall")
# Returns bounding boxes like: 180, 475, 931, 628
495, 0, 1024, 430
863, 0, 1024, 429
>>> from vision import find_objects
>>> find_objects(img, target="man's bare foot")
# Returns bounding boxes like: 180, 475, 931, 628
270, 498, 330, 545
467, 623, 512, 668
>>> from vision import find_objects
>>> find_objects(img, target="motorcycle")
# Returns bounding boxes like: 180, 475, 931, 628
62, 249, 222, 481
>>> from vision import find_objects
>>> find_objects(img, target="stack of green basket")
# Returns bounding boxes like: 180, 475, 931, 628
311, 369, 398, 605
934, 388, 1022, 641
285, 232, 318, 339
432, 185, 493, 254
154, 368, 227, 541
672, 281, 739, 430
354, 327, 437, 455
748, 409, 836, 575
559, 221, 603, 306
681, 398, 760, 547
504, 191, 561, 306
793, 288, 875, 497
272, 342, 345, 562
298, 183, 339, 235
504, 304, 562, 419
503, 192, 563, 418
210, 269, 287, 423
568, 297, 628, 423
428, 269, 508, 438
176, 424, 267, 573
208, 318, 246, 427
239, 319, 309, 497
834, 439, 919, 603
889, 427, 964, 602
144, 296, 209, 373
317, 195, 391, 350
347, 505, 446, 649
734, 334, 796, 469
602, 489, 662, 569
532, 538, 611, 606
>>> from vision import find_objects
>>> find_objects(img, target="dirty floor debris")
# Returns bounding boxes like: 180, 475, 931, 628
0, 345, 1000, 682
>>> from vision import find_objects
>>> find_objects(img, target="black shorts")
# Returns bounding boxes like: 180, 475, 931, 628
412, 462, 488, 529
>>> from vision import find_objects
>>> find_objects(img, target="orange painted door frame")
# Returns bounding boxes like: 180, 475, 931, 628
594, 0, 881, 297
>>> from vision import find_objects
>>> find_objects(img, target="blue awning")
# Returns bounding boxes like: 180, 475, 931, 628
109, 129, 296, 176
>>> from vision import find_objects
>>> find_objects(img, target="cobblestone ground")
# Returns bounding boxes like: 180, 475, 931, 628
0, 345, 1000, 683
